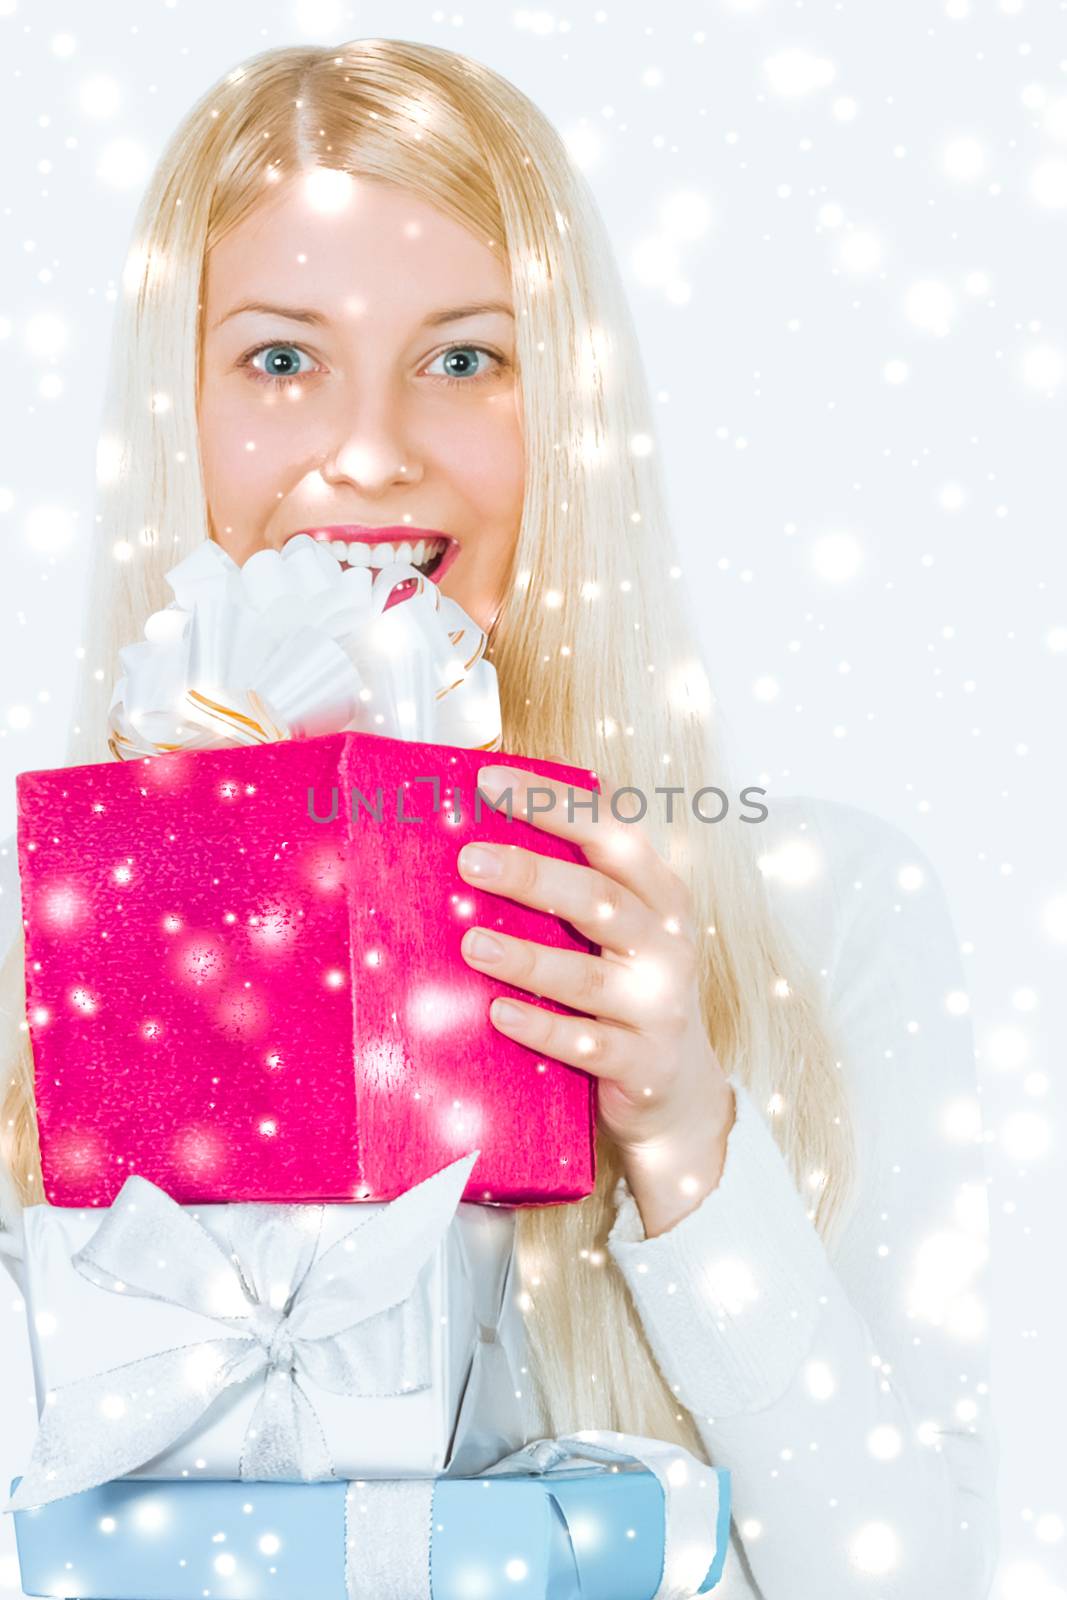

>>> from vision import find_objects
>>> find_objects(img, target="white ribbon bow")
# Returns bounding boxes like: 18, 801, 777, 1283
345, 1428, 725, 1600
106, 534, 502, 758
7, 1151, 480, 1512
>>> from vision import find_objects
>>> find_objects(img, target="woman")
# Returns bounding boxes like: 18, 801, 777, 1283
0, 38, 998, 1598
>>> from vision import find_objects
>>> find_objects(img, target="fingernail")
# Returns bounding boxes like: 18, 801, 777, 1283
459, 843, 502, 878
477, 766, 518, 801
464, 928, 503, 962
492, 998, 527, 1029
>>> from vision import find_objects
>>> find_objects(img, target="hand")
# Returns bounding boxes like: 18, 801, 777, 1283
457, 762, 737, 1235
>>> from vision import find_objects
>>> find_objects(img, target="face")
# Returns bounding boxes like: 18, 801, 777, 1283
198, 172, 525, 632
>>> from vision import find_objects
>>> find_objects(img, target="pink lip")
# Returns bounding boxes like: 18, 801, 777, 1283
287, 525, 460, 585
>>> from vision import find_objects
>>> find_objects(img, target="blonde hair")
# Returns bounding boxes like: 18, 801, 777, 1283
0, 38, 858, 1455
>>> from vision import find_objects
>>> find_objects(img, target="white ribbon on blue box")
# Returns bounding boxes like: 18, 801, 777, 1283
10, 1430, 731, 1599
8, 1150, 528, 1509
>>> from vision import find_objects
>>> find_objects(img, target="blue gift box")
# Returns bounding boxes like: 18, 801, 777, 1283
11, 1465, 731, 1599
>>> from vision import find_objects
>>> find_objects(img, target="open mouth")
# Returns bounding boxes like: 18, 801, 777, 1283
414, 543, 447, 582
289, 531, 458, 586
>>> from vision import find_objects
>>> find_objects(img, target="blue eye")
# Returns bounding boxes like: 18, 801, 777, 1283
426, 345, 501, 383
241, 340, 505, 387
249, 344, 316, 379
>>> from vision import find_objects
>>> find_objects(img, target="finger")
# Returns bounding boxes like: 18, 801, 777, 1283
460, 924, 686, 1035
475, 763, 690, 926
457, 837, 676, 958
483, 989, 653, 1090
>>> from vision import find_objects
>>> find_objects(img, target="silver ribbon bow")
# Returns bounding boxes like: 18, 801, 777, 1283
8, 1150, 480, 1512
345, 1427, 724, 1600
105, 534, 502, 759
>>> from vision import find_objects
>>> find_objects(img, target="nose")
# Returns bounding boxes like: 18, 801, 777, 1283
317, 388, 423, 496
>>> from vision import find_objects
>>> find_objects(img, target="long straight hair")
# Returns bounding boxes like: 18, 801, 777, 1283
0, 38, 858, 1454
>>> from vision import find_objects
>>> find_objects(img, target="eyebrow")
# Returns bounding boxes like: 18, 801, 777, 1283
211, 299, 515, 330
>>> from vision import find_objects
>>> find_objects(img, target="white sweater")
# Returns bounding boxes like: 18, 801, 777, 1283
0, 795, 1000, 1598
603, 796, 1000, 1598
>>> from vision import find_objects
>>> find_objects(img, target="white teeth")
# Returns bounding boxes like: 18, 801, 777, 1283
343, 545, 378, 568
297, 535, 448, 574
336, 537, 447, 571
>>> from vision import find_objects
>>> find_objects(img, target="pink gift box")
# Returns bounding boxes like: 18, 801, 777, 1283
16, 731, 600, 1207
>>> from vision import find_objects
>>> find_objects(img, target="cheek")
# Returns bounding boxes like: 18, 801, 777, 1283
199, 382, 317, 521
436, 395, 525, 522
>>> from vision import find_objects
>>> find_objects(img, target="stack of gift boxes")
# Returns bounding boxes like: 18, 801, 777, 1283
3, 537, 730, 1599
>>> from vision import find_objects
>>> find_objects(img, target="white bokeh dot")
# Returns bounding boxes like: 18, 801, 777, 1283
811, 532, 862, 584
97, 140, 150, 189
904, 279, 957, 337
660, 191, 712, 240
849, 1521, 899, 1576
838, 230, 883, 273
805, 1360, 836, 1400
942, 136, 986, 182
1029, 159, 1067, 210
1001, 1111, 1051, 1164
1021, 346, 1064, 394
79, 75, 122, 119
867, 1424, 903, 1460
764, 48, 837, 97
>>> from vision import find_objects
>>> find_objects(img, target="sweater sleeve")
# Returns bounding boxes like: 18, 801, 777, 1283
606, 799, 1000, 1599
